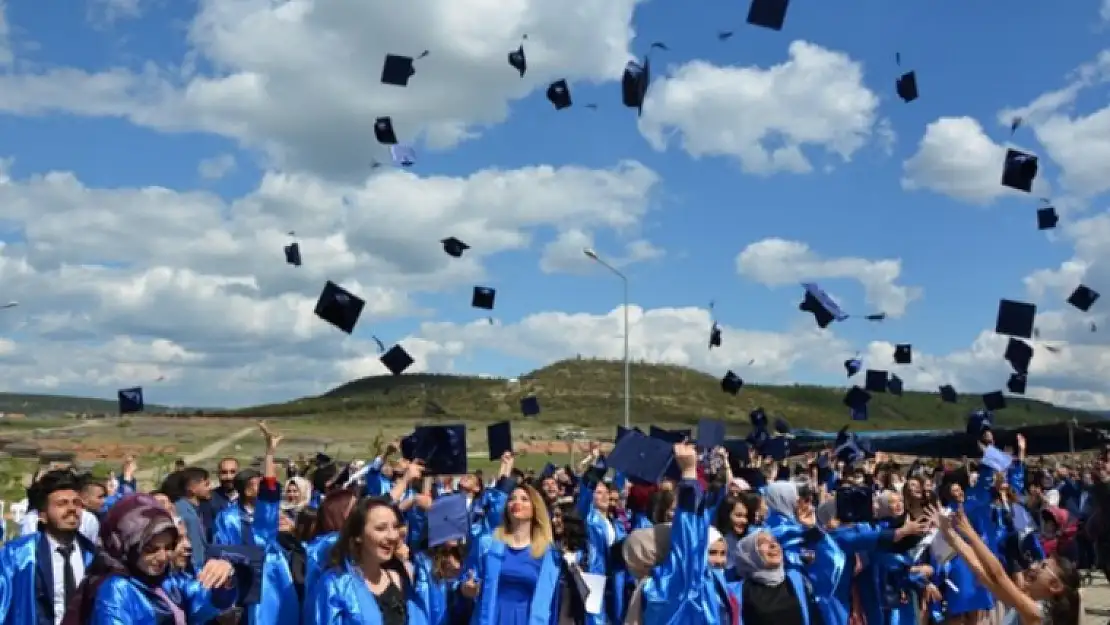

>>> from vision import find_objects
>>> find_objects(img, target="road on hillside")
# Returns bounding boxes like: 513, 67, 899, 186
136, 426, 257, 483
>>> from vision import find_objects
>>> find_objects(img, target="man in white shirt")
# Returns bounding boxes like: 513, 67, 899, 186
20, 508, 99, 545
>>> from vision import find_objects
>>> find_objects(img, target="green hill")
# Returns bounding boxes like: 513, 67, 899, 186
0, 393, 174, 415
225, 358, 1091, 431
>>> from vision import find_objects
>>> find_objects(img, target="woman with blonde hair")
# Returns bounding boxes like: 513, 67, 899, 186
461, 482, 561, 624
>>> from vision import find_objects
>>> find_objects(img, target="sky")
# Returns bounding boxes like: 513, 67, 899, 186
0, 0, 1107, 410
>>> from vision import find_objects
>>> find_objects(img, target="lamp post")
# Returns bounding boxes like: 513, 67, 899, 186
583, 248, 630, 429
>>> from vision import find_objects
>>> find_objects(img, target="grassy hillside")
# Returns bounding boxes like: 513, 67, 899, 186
226, 358, 1090, 431
0, 393, 174, 415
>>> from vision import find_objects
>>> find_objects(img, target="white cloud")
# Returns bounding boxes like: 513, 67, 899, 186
0, 159, 659, 405
539, 229, 663, 275
87, 0, 146, 26
901, 116, 1050, 204
0, 1, 12, 67
638, 41, 883, 174
0, 0, 646, 181
198, 153, 237, 180
1102, 0, 1110, 22
736, 238, 922, 317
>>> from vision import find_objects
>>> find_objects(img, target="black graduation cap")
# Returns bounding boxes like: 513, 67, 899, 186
117, 387, 144, 414
207, 545, 264, 605
888, 374, 904, 396
939, 384, 958, 403
709, 323, 722, 348
799, 283, 845, 328
380, 344, 414, 376
995, 299, 1036, 340
770, 417, 789, 436
894, 344, 912, 365
843, 386, 870, 421
864, 370, 888, 393
1037, 206, 1058, 230
487, 421, 512, 461
520, 395, 540, 417
718, 31, 734, 41
721, 370, 743, 395
763, 437, 790, 461
508, 41, 527, 77
983, 391, 1006, 412
621, 59, 650, 116
895, 71, 918, 103
967, 410, 992, 436
749, 407, 768, 430
1007, 373, 1027, 395
374, 117, 398, 145
697, 418, 726, 450
746, 0, 788, 31
411, 425, 467, 475
472, 286, 496, 310
381, 53, 420, 87
314, 281, 366, 335
836, 484, 873, 523
1067, 285, 1100, 312
284, 242, 301, 267
441, 237, 469, 258
1001, 148, 1038, 193
607, 430, 675, 484
1004, 338, 1033, 375
427, 494, 468, 548
721, 439, 750, 472
547, 80, 572, 110
844, 357, 862, 377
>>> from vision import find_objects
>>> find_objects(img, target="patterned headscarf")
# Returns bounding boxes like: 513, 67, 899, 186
63, 494, 185, 625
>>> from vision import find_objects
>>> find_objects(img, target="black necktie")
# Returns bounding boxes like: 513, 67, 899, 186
56, 543, 77, 609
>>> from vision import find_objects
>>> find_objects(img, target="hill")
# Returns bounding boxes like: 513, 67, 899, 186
0, 393, 171, 415
226, 358, 1090, 431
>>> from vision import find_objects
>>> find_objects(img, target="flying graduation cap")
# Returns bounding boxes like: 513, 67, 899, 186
747, 0, 789, 31
118, 387, 144, 414
843, 386, 870, 421
284, 241, 301, 267
547, 80, 572, 110
472, 286, 496, 311
1001, 148, 1039, 193
508, 35, 527, 77
441, 237, 469, 258
374, 117, 398, 145
390, 144, 416, 168
721, 370, 743, 395
895, 53, 918, 103
717, 31, 734, 41
708, 322, 721, 349
621, 43, 665, 116
380, 344, 414, 376
1037, 199, 1058, 230
381, 51, 429, 87
799, 282, 849, 328
314, 281, 365, 335
844, 357, 862, 377
1067, 285, 1100, 312
888, 374, 904, 396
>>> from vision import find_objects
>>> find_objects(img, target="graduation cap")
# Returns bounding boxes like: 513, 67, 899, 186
721, 370, 743, 395
746, 0, 788, 31
799, 282, 847, 328
621, 59, 651, 116
1004, 338, 1033, 375
1001, 148, 1038, 193
487, 421, 512, 461
749, 407, 768, 431
649, 426, 688, 444
381, 52, 427, 87
472, 286, 496, 310
697, 418, 726, 451
734, 467, 766, 490
773, 417, 791, 436
721, 439, 750, 469
709, 323, 722, 349
983, 391, 1006, 412
843, 386, 870, 421
547, 80, 572, 110
888, 374, 904, 396
995, 299, 1036, 340
1067, 285, 1100, 312
441, 237, 469, 258
1037, 206, 1058, 230
607, 430, 675, 484
428, 494, 469, 548
836, 484, 873, 523
520, 395, 540, 417
864, 370, 889, 393
117, 387, 144, 414
894, 344, 912, 365
615, 425, 639, 444
411, 425, 467, 475
967, 410, 992, 437
896, 71, 918, 103
939, 384, 958, 403
374, 117, 398, 145
390, 144, 416, 167
717, 31, 734, 41
207, 545, 264, 605
762, 437, 790, 461
380, 344, 414, 376
314, 281, 366, 335
1007, 373, 1027, 395
507, 37, 527, 77
284, 242, 301, 267
844, 357, 862, 377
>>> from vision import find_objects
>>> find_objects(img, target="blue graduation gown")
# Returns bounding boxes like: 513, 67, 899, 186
0, 532, 96, 625
305, 532, 340, 601
575, 483, 613, 625
466, 536, 560, 625
824, 524, 891, 625
249, 479, 301, 625
411, 551, 468, 625
306, 559, 426, 625
89, 572, 237, 624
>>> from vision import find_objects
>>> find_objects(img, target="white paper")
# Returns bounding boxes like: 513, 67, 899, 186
568, 562, 606, 616
982, 445, 1013, 473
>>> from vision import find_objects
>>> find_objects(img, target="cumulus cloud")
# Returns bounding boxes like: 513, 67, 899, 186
901, 117, 1051, 204
539, 229, 664, 275
736, 238, 922, 317
198, 154, 237, 180
638, 41, 884, 174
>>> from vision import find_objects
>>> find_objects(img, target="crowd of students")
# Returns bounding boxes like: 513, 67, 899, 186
0, 415, 1097, 625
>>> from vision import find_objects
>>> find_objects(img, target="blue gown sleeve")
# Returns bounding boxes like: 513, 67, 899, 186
254, 477, 282, 545
169, 572, 238, 622
213, 508, 236, 546
305, 569, 351, 624
657, 480, 705, 599
0, 546, 11, 621
1007, 461, 1026, 494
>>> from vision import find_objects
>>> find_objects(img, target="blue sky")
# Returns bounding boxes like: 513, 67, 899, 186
0, 0, 1106, 408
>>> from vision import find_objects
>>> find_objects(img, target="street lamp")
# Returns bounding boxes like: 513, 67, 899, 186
583, 248, 630, 429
